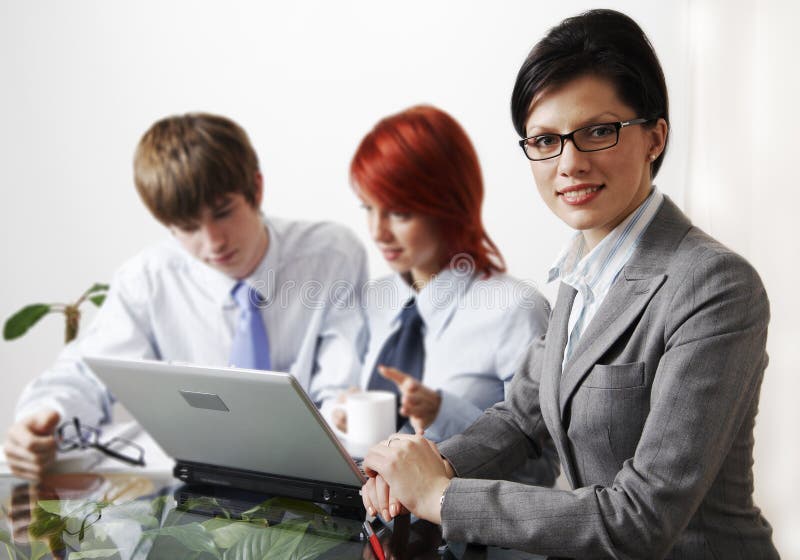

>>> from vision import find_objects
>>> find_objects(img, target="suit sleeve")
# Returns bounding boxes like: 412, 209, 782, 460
426, 288, 551, 446
437, 332, 553, 481
438, 253, 770, 559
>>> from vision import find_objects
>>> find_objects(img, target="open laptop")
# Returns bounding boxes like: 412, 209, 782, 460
84, 356, 366, 515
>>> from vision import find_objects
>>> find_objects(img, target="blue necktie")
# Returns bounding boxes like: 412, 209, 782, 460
367, 298, 425, 429
229, 281, 271, 370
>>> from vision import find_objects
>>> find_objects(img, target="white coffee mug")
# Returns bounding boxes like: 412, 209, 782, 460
332, 391, 396, 454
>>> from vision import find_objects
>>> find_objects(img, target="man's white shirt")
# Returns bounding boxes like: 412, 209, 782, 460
16, 216, 368, 426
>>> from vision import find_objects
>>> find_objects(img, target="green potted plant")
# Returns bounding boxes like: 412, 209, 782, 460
3, 283, 109, 344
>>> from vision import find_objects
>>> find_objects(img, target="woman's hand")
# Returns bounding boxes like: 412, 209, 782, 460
379, 366, 441, 433
362, 434, 454, 524
362, 473, 410, 522
331, 387, 361, 432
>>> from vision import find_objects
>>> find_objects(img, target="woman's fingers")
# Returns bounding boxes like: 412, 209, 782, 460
363, 439, 393, 478
361, 473, 396, 521
331, 409, 347, 432
389, 485, 409, 518
375, 474, 392, 521
362, 476, 378, 517
363, 437, 413, 520
380, 366, 423, 393
378, 365, 408, 386
380, 366, 441, 429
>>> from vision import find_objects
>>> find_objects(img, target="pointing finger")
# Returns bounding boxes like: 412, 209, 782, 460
378, 366, 409, 387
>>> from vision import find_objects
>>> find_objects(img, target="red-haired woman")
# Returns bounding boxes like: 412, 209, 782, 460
335, 105, 557, 485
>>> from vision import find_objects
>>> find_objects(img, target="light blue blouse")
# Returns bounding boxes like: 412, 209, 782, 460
360, 268, 550, 443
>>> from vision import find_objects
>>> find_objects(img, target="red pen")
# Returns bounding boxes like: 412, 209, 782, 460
363, 520, 386, 560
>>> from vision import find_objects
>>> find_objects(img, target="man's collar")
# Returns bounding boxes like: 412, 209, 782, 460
187, 216, 276, 308
243, 218, 278, 306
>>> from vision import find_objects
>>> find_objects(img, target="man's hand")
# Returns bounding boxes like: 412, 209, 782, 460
362, 434, 454, 524
3, 409, 61, 480
378, 366, 441, 433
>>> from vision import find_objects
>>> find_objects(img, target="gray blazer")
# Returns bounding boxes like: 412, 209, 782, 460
438, 196, 779, 559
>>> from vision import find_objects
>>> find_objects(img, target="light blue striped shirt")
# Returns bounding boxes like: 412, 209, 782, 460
548, 187, 664, 366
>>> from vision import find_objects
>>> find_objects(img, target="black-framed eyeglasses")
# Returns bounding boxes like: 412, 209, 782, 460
57, 417, 145, 467
62, 502, 104, 540
518, 117, 654, 161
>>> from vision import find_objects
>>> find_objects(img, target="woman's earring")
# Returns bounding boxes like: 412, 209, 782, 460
649, 154, 657, 161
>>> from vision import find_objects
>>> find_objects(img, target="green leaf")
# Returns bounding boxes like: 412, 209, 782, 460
209, 522, 262, 550
263, 498, 327, 517
291, 533, 344, 560
89, 295, 106, 307
202, 518, 237, 533
87, 283, 110, 295
240, 497, 324, 524
143, 523, 220, 558
180, 497, 230, 519
0, 528, 20, 558
279, 519, 343, 560
89, 515, 158, 546
221, 524, 305, 560
219, 519, 341, 560
3, 304, 51, 340
149, 495, 170, 518
103, 501, 160, 529
2, 542, 19, 560
69, 548, 120, 559
36, 499, 79, 516
27, 509, 66, 539
29, 540, 53, 560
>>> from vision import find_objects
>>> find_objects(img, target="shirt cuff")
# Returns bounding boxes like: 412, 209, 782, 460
15, 399, 68, 425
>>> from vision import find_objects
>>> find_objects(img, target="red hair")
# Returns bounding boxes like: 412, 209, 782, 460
349, 105, 505, 277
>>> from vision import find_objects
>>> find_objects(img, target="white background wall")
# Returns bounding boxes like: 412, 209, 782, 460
0, 1, 796, 556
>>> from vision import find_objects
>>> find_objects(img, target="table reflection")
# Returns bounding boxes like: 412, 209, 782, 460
0, 473, 545, 559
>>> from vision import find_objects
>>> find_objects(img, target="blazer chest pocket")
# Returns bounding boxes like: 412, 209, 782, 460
583, 361, 645, 389
571, 361, 649, 470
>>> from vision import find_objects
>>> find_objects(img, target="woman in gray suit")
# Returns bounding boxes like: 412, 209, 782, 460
361, 9, 779, 559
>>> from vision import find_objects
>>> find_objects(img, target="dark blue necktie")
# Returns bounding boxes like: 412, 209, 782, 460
367, 298, 425, 429
228, 281, 272, 370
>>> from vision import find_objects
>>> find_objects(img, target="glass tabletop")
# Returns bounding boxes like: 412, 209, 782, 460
0, 472, 546, 559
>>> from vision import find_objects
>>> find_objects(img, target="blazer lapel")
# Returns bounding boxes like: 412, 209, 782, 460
558, 270, 666, 420
557, 194, 691, 422
539, 282, 580, 487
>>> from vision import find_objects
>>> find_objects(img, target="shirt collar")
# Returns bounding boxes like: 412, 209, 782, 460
390, 268, 475, 338
187, 215, 275, 308
547, 233, 587, 284
547, 187, 663, 301
244, 217, 278, 306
